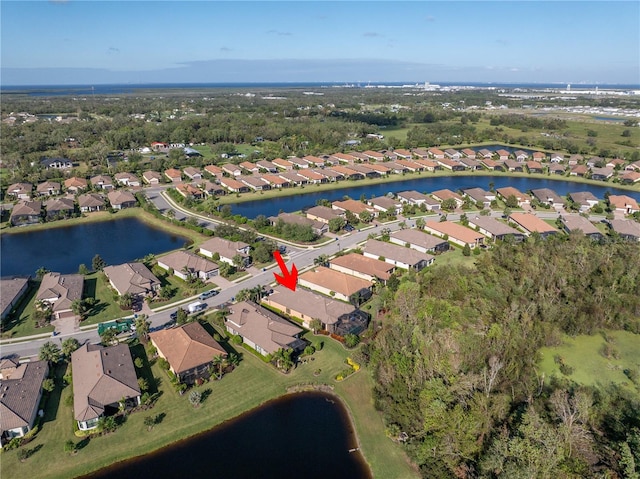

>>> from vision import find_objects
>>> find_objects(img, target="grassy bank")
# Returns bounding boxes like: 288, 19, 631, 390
216, 169, 640, 206
0, 334, 418, 479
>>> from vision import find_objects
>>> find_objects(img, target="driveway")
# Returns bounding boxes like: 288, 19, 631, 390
51, 314, 80, 335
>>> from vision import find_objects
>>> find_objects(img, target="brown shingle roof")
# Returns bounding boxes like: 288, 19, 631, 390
0, 360, 48, 433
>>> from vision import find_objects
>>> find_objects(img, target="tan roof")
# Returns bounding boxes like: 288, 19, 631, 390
390, 229, 449, 250
610, 219, 640, 238
0, 276, 29, 317
609, 195, 639, 211
77, 193, 105, 208
149, 322, 226, 375
466, 216, 523, 237
0, 360, 48, 433
332, 199, 375, 215
272, 158, 294, 169
264, 285, 355, 326
424, 220, 485, 244
64, 177, 88, 189
158, 250, 218, 274
11, 200, 42, 216
226, 301, 303, 355
329, 253, 394, 281
199, 237, 249, 261
90, 174, 113, 186
103, 262, 160, 296
508, 213, 558, 234
300, 266, 372, 297
142, 170, 162, 182
164, 168, 182, 179
364, 239, 434, 266
330, 165, 362, 176
365, 162, 392, 173
204, 165, 223, 175
305, 205, 341, 222
496, 186, 529, 201
431, 189, 463, 202
71, 344, 140, 422
107, 189, 137, 206
261, 174, 290, 186
36, 181, 61, 193
220, 178, 247, 190
36, 272, 83, 313
560, 215, 601, 235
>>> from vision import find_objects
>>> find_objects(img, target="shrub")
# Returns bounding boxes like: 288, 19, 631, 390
64, 440, 76, 454
344, 333, 360, 348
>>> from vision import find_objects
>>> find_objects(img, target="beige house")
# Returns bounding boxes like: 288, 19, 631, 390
142, 170, 162, 185
305, 205, 341, 224
64, 177, 88, 193
298, 266, 373, 303
423, 220, 486, 249
389, 229, 450, 253
149, 322, 226, 385
103, 262, 161, 297
328, 253, 395, 283
199, 237, 251, 266
36, 181, 61, 196
36, 272, 84, 320
77, 193, 106, 212
508, 212, 558, 238
363, 239, 434, 271
0, 360, 49, 446
71, 343, 140, 431
0, 277, 30, 320
107, 190, 137, 209
226, 301, 305, 356
157, 250, 219, 280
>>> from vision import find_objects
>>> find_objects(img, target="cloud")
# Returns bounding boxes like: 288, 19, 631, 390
107, 47, 120, 54
426, 15, 436, 22
363, 32, 384, 38
495, 39, 510, 46
220, 47, 232, 52
267, 30, 292, 36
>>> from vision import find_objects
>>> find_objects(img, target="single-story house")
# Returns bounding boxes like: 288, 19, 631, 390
368, 196, 402, 215
6, 183, 33, 201
114, 172, 141, 187
608, 195, 640, 215
548, 164, 566, 175
0, 277, 30, 320
332, 199, 377, 217
226, 301, 305, 356
199, 237, 251, 266
508, 212, 558, 238
288, 157, 310, 169
363, 239, 434, 271
36, 272, 83, 320
496, 186, 530, 206
269, 212, 327, 236
36, 181, 61, 196
45, 197, 75, 219
0, 360, 49, 446
526, 161, 544, 174
504, 160, 524, 172
90, 175, 114, 190
427, 148, 445, 159
462, 187, 494, 208
142, 170, 162, 185
431, 189, 464, 208
204, 165, 224, 178
103, 262, 161, 297
10, 200, 42, 226
609, 219, 640, 241
149, 322, 226, 385
560, 215, 602, 239
389, 228, 450, 253
329, 253, 395, 283
64, 177, 88, 193
256, 160, 278, 173
157, 250, 219, 280
530, 188, 565, 208
272, 158, 294, 170
305, 205, 341, 224
423, 220, 486, 248
176, 183, 205, 200
397, 190, 440, 210
40, 157, 73, 169
621, 171, 640, 184
107, 190, 137, 209
590, 167, 614, 181
164, 168, 183, 183
299, 266, 373, 304
568, 191, 600, 212
77, 193, 106, 212
466, 216, 525, 242
72, 343, 141, 431
183, 167, 203, 181
241, 176, 271, 191
219, 178, 249, 193
261, 174, 291, 188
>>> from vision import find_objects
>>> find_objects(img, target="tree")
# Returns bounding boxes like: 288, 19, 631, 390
138, 377, 149, 392
135, 314, 151, 342
462, 243, 471, 256
309, 318, 323, 333
39, 341, 62, 364
313, 254, 329, 267
42, 378, 55, 392
415, 217, 425, 229
100, 327, 118, 346
328, 217, 346, 233
119, 292, 134, 310
188, 390, 202, 407
71, 299, 88, 319
344, 333, 360, 348
359, 210, 373, 223
92, 254, 106, 272
505, 194, 519, 208
61, 337, 80, 359
78, 263, 89, 275
441, 198, 457, 211
273, 348, 294, 372
232, 254, 245, 270
212, 354, 225, 380
176, 308, 189, 325
64, 440, 76, 454
144, 415, 155, 431
35, 267, 50, 280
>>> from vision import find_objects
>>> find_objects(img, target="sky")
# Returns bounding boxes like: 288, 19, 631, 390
1, 0, 639, 85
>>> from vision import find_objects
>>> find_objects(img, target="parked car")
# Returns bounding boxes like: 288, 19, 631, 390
199, 290, 218, 300
343, 224, 355, 232
170, 311, 178, 321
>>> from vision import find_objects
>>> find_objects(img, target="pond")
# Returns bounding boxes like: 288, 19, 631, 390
0, 217, 189, 277
229, 175, 640, 219
82, 391, 371, 479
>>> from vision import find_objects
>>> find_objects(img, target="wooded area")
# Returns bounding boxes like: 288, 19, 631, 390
363, 234, 640, 478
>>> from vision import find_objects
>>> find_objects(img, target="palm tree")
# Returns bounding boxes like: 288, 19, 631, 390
39, 341, 62, 364
212, 354, 225, 380
227, 352, 240, 370
61, 337, 80, 359
135, 314, 151, 342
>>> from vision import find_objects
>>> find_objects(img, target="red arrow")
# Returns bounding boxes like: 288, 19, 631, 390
273, 250, 297, 291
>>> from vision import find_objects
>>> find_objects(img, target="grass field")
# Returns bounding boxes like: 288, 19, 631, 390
538, 330, 640, 388
0, 333, 419, 479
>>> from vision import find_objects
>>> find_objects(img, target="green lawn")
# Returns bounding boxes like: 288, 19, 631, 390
538, 330, 640, 387
1, 281, 53, 338
1, 334, 418, 479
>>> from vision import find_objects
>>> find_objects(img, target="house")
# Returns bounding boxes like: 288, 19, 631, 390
77, 193, 106, 212
570, 165, 589, 177
183, 147, 202, 158
363, 239, 434, 271
397, 190, 440, 210
329, 165, 365, 180
329, 253, 395, 283
394, 159, 424, 172
526, 161, 544, 174
362, 162, 391, 175
164, 168, 183, 183
6, 183, 33, 200
560, 215, 602, 239
269, 212, 327, 236
278, 171, 309, 186
362, 150, 385, 162
427, 148, 445, 159
609, 219, 640, 241
608, 195, 640, 215
200, 181, 227, 197
299, 266, 373, 303
444, 148, 461, 160
348, 151, 370, 163
348, 164, 380, 178
288, 157, 310, 169
103, 262, 161, 297
318, 169, 344, 182
532, 151, 547, 162
175, 183, 205, 200
10, 200, 42, 226
199, 237, 251, 266
508, 212, 558, 238
90, 175, 114, 190
114, 172, 140, 187
225, 301, 305, 356
625, 160, 640, 172
149, 322, 226, 385
568, 154, 584, 166
263, 286, 367, 334
238, 161, 258, 174
621, 171, 640, 184
423, 220, 486, 248
504, 160, 524, 172
496, 186, 530, 206
151, 141, 169, 151
383, 162, 409, 174
241, 176, 271, 191
477, 149, 493, 159
40, 157, 73, 169
36, 181, 61, 196
459, 157, 481, 170
436, 158, 466, 171
0, 360, 49, 446
204, 165, 224, 178
183, 167, 203, 181
272, 158, 294, 170
587, 157, 604, 168
45, 197, 75, 220
530, 188, 564, 208
431, 189, 464, 208
479, 158, 502, 171
368, 196, 402, 215
72, 343, 141, 431
142, 170, 162, 185
495, 149, 511, 161
550, 153, 564, 163
218, 178, 248, 193
64, 177, 88, 193
107, 190, 137, 209
157, 250, 219, 280
261, 174, 291, 188
568, 192, 600, 212
389, 228, 450, 253
412, 158, 439, 171
296, 169, 328, 184
332, 199, 376, 217
467, 216, 525, 242
305, 205, 341, 224
256, 160, 278, 173
462, 187, 494, 208
36, 272, 83, 320
461, 148, 477, 159
514, 150, 529, 162
590, 167, 614, 181
302, 156, 326, 168
0, 277, 30, 320
548, 164, 566, 175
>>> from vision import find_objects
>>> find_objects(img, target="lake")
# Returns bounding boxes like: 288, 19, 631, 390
229, 175, 640, 219
82, 391, 371, 479
0, 217, 188, 277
